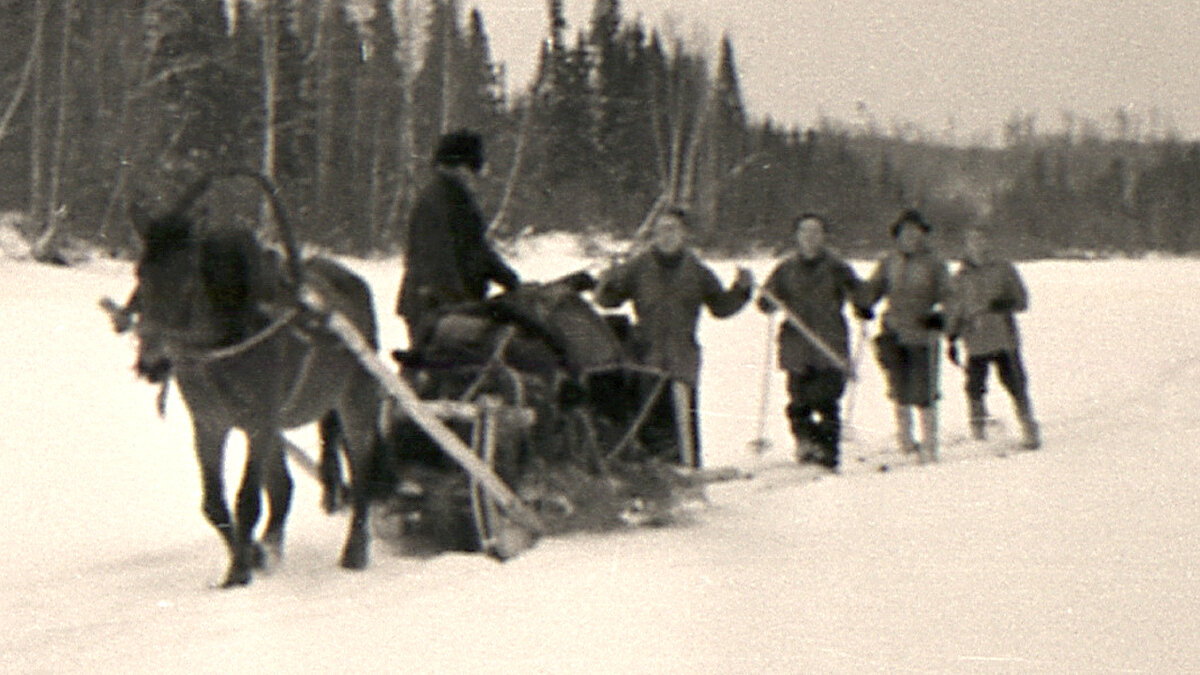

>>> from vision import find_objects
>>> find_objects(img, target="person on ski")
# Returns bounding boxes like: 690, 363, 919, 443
595, 206, 754, 467
947, 226, 1041, 449
396, 129, 520, 347
857, 209, 952, 462
757, 213, 866, 472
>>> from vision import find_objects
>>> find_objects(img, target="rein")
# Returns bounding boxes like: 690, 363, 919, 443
178, 308, 303, 363
144, 307, 304, 365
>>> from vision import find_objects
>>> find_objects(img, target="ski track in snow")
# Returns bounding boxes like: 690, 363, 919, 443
3, 242, 1200, 672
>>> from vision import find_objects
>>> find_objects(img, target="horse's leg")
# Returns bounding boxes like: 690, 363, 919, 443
318, 411, 345, 513
194, 420, 235, 557
336, 379, 380, 570
260, 433, 293, 565
224, 429, 270, 587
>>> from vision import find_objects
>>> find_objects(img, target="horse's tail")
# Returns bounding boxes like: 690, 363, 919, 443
318, 411, 400, 509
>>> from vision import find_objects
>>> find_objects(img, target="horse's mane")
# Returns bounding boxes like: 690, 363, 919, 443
198, 227, 263, 316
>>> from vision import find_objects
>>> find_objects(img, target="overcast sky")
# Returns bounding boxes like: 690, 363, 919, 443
468, 0, 1200, 144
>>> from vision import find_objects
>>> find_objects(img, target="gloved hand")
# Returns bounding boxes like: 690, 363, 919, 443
989, 296, 1017, 312
733, 266, 755, 291
496, 267, 521, 291
757, 294, 778, 314
559, 270, 597, 292
922, 311, 946, 331
854, 305, 875, 321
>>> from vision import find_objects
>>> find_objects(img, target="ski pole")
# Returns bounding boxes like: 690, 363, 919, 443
748, 315, 776, 455
842, 317, 871, 440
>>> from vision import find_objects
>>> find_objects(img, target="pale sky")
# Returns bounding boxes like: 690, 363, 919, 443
468, 0, 1200, 144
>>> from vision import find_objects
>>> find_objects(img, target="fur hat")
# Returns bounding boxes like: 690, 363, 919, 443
890, 208, 930, 238
435, 130, 485, 173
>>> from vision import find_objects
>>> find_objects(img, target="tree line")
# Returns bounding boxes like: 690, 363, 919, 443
0, 0, 1197, 262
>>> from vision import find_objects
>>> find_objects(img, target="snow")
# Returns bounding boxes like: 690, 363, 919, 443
3, 242, 1200, 672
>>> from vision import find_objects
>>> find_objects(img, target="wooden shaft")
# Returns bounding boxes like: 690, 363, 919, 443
757, 286, 853, 377
304, 292, 544, 535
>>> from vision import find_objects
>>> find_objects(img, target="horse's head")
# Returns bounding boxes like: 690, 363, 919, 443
128, 175, 263, 376
127, 201, 203, 378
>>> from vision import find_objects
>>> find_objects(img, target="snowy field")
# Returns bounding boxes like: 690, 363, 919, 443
3, 238, 1199, 672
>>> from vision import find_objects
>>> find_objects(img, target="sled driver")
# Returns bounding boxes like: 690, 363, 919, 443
396, 129, 520, 348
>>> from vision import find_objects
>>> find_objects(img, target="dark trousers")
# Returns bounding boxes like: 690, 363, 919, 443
965, 351, 1032, 414
786, 368, 846, 463
875, 331, 938, 407
638, 374, 701, 466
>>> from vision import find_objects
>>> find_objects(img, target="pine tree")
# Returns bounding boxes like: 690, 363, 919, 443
361, 0, 404, 247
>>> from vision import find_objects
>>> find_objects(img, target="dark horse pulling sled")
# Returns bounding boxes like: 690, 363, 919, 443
105, 173, 711, 587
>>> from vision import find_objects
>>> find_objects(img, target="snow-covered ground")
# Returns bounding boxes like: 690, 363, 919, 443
3, 239, 1199, 672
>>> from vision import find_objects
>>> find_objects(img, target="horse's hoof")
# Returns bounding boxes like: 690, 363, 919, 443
220, 569, 253, 588
340, 547, 369, 570
260, 535, 284, 566
251, 543, 270, 570
321, 489, 346, 514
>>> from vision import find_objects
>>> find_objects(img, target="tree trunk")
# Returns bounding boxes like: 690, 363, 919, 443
0, 1, 48, 147
29, 0, 48, 228
385, 0, 418, 250
259, 0, 280, 231
313, 0, 335, 235
97, 0, 163, 250
34, 0, 74, 263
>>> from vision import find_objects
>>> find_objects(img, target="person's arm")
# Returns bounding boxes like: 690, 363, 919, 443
594, 258, 634, 309
852, 257, 887, 318
703, 262, 754, 318
991, 262, 1029, 313
757, 263, 785, 313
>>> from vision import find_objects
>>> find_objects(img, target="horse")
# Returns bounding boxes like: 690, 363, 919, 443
127, 179, 384, 587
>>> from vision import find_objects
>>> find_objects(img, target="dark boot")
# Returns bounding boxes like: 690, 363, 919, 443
894, 404, 917, 454
969, 398, 988, 441
918, 406, 939, 463
1015, 397, 1041, 450
814, 404, 842, 472
788, 403, 822, 464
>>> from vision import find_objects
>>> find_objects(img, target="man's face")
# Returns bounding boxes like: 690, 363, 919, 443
965, 229, 989, 264
652, 214, 686, 254
896, 222, 925, 254
796, 218, 825, 259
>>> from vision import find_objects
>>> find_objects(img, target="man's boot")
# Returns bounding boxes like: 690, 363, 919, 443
1015, 397, 1041, 450
918, 406, 939, 463
894, 404, 917, 455
969, 398, 988, 441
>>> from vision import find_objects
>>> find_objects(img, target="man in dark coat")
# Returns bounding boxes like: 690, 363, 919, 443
758, 214, 866, 471
858, 209, 952, 462
397, 130, 520, 346
947, 227, 1040, 449
595, 206, 754, 467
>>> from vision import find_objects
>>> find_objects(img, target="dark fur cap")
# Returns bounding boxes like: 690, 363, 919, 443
890, 208, 930, 238
435, 130, 485, 173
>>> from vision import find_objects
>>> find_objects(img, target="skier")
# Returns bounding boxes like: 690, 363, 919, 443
947, 226, 1041, 449
858, 209, 952, 462
757, 213, 866, 471
396, 129, 521, 347
595, 206, 754, 467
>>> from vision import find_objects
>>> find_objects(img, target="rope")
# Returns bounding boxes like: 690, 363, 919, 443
167, 308, 301, 364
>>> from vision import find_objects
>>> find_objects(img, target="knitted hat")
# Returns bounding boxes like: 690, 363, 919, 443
890, 208, 930, 237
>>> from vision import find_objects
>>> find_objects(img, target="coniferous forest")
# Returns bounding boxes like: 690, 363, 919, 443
1, 0, 1198, 262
